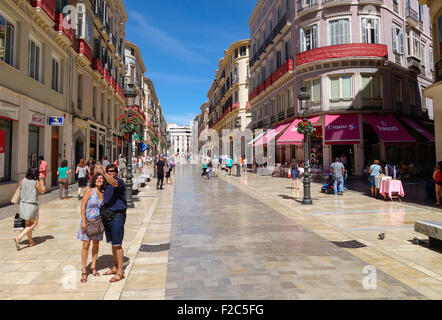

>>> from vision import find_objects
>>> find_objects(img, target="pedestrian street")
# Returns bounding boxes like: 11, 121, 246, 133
0, 164, 442, 300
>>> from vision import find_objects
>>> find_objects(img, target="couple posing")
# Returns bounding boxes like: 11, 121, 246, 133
76, 164, 127, 283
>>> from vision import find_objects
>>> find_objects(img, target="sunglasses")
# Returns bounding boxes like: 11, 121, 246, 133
107, 170, 116, 173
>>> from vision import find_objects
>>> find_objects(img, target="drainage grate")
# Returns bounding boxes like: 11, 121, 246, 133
330, 240, 367, 249
139, 243, 170, 253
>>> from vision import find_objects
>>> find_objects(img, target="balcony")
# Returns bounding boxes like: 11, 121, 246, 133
394, 101, 403, 112
103, 68, 110, 84
116, 84, 125, 99
287, 107, 295, 118
296, 43, 387, 66
405, 6, 419, 27
407, 56, 421, 73
249, 59, 295, 101
322, 0, 352, 7
270, 115, 276, 124
358, 0, 383, 4
92, 58, 104, 75
272, 13, 290, 42
278, 112, 285, 121
29, 0, 56, 23
76, 40, 92, 65
296, 1, 319, 15
54, 13, 74, 43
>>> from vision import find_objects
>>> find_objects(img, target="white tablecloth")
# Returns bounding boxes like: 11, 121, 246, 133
375, 175, 392, 189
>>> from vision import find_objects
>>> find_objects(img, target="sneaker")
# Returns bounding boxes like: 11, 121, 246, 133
338, 192, 343, 196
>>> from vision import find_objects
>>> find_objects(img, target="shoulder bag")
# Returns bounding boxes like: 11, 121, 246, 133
86, 216, 105, 238
11, 186, 21, 204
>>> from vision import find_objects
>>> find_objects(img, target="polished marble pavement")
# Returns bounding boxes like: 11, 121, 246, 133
164, 165, 428, 300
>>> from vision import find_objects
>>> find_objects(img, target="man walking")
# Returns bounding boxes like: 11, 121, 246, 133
156, 157, 165, 190
330, 157, 345, 196
226, 156, 233, 175
97, 164, 127, 283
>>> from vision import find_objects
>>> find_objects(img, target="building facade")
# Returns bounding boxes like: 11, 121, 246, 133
207, 39, 252, 156
419, 0, 442, 161
249, 0, 434, 175
167, 123, 191, 161
124, 40, 146, 157
0, 0, 128, 205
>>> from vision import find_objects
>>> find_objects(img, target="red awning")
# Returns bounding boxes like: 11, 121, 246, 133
364, 115, 415, 143
400, 117, 434, 142
276, 116, 321, 145
254, 123, 290, 147
325, 114, 360, 145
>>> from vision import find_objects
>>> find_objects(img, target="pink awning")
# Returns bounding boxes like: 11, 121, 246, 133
364, 115, 415, 143
400, 117, 434, 142
276, 116, 321, 145
325, 114, 360, 145
254, 123, 290, 147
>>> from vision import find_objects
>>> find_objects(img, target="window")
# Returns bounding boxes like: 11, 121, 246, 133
285, 40, 291, 61
51, 57, 61, 92
269, 56, 274, 74
304, 79, 321, 102
361, 75, 381, 99
288, 88, 294, 109
392, 25, 405, 54
419, 5, 424, 22
329, 19, 349, 45
420, 43, 425, 68
407, 30, 421, 58
277, 6, 282, 21
269, 19, 273, 33
101, 93, 104, 122
92, 87, 97, 118
329, 76, 352, 101
264, 102, 269, 117
0, 13, 15, 66
300, 25, 318, 52
234, 91, 239, 103
108, 99, 111, 125
429, 47, 433, 71
235, 48, 238, 58
278, 93, 285, 113
28, 39, 42, 82
240, 46, 246, 56
258, 107, 262, 120
276, 51, 282, 68
361, 18, 379, 44
409, 83, 416, 107
394, 78, 402, 103
77, 74, 83, 111
271, 99, 275, 115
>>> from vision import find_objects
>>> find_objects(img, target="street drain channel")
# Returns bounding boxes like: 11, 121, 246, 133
140, 243, 170, 252
330, 240, 367, 249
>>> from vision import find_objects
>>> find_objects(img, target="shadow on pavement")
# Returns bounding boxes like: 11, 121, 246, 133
90, 254, 130, 273
20, 235, 55, 247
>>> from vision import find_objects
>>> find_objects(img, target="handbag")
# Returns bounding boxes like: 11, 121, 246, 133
100, 206, 115, 223
11, 186, 21, 204
86, 216, 105, 238
13, 213, 25, 230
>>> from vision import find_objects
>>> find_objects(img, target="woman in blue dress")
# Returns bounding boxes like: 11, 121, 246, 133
77, 173, 106, 283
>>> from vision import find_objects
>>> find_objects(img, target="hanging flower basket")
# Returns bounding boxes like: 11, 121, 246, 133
151, 136, 160, 145
297, 120, 316, 135
118, 113, 141, 135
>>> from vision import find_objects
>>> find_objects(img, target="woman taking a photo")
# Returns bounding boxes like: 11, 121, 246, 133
76, 159, 89, 200
433, 161, 442, 206
14, 168, 46, 250
57, 160, 71, 200
77, 173, 106, 283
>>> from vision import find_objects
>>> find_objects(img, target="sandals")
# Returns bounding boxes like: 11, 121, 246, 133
14, 237, 20, 251
81, 272, 87, 283
103, 268, 117, 276
91, 268, 100, 277
109, 273, 125, 283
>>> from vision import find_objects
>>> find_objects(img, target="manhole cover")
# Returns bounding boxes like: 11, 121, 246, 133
140, 243, 170, 252
330, 240, 367, 249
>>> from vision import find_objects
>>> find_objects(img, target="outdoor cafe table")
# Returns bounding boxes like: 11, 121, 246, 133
375, 175, 392, 189
379, 179, 405, 200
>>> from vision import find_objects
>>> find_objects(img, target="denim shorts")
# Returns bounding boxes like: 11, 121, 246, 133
105, 212, 126, 247
369, 175, 376, 187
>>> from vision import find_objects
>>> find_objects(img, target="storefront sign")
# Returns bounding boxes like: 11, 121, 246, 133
364, 115, 415, 143
29, 112, 45, 127
325, 114, 360, 144
49, 117, 64, 126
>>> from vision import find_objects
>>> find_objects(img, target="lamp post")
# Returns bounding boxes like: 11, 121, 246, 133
298, 87, 312, 205
124, 87, 138, 208
153, 120, 159, 178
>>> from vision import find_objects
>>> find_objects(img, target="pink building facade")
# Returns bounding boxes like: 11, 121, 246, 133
249, 0, 435, 175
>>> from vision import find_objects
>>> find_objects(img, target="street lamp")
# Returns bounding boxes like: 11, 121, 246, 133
124, 87, 138, 208
298, 87, 312, 205
153, 120, 159, 178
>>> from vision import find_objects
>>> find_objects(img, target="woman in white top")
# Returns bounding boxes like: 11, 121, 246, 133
76, 158, 90, 200
14, 168, 46, 250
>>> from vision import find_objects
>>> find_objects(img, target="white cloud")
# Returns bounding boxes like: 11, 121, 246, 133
128, 11, 208, 64
165, 113, 198, 126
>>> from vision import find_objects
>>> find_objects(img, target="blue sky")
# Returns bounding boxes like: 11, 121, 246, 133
124, 0, 256, 126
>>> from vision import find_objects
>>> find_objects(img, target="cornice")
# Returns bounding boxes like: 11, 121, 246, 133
249, 0, 265, 26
